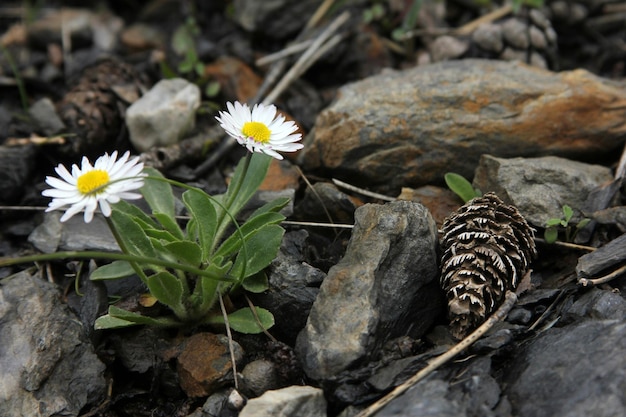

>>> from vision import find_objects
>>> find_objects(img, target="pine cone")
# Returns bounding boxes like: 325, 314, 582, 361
56, 58, 147, 157
440, 192, 536, 339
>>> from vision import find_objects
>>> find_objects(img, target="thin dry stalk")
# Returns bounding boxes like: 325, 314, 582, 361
244, 293, 278, 342
282, 220, 353, 229
331, 178, 396, 201
219, 291, 239, 389
294, 166, 339, 234
262, 11, 350, 105
453, 4, 513, 36
256, 40, 314, 66
355, 291, 518, 417
578, 263, 626, 287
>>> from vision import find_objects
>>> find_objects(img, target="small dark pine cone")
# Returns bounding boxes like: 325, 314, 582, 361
440, 192, 536, 339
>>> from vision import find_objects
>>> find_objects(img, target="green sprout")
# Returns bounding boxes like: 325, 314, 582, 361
169, 17, 221, 98
512, 0, 545, 13
543, 205, 591, 244
444, 172, 482, 203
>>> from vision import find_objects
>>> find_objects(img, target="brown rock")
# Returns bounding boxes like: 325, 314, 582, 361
397, 185, 461, 227
259, 159, 300, 191
299, 59, 626, 194
120, 23, 165, 51
176, 332, 243, 397
204, 56, 262, 104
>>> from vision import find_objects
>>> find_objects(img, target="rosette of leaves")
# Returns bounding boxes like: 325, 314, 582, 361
92, 154, 283, 334
544, 204, 590, 244
440, 192, 536, 339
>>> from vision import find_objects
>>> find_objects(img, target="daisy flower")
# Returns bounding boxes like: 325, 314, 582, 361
42, 151, 146, 223
216, 101, 303, 160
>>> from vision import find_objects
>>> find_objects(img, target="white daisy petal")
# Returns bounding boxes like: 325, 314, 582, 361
44, 176, 76, 191
42, 151, 146, 223
215, 101, 303, 160
60, 202, 87, 222
55, 164, 77, 184
99, 199, 112, 217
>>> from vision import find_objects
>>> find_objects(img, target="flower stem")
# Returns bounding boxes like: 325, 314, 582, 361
213, 152, 252, 249
0, 250, 236, 282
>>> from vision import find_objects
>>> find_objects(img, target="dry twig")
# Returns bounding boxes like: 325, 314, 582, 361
355, 291, 518, 417
219, 291, 239, 389
331, 178, 396, 202
578, 263, 626, 287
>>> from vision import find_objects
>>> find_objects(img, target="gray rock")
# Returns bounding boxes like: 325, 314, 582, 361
29, 212, 119, 253
241, 359, 280, 397
504, 319, 626, 417
0, 145, 37, 205
472, 23, 504, 53
500, 47, 548, 68
378, 357, 504, 417
252, 230, 325, 345
473, 154, 613, 227
293, 182, 357, 224
28, 98, 66, 135
502, 18, 530, 49
528, 25, 548, 50
233, 0, 321, 39
429, 36, 469, 62
299, 59, 626, 194
564, 288, 626, 321
0, 271, 106, 417
296, 201, 442, 381
126, 78, 200, 152
239, 385, 327, 417
378, 378, 465, 417
576, 232, 626, 281
189, 389, 232, 417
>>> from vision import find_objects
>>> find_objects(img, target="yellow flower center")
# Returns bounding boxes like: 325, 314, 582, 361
242, 121, 271, 144
77, 170, 110, 194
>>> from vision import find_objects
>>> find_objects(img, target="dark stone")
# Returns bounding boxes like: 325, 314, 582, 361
504, 319, 626, 417
0, 271, 106, 416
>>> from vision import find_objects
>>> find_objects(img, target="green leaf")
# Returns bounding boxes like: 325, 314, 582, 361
248, 196, 291, 218
194, 61, 204, 77
193, 260, 231, 313
544, 227, 558, 244
444, 172, 481, 203
576, 218, 591, 230
562, 205, 573, 223
113, 199, 157, 228
231, 224, 285, 279
144, 227, 179, 243
172, 23, 195, 56
154, 213, 184, 240
242, 271, 269, 293
142, 168, 176, 217
213, 212, 285, 260
95, 305, 181, 329
208, 307, 275, 334
110, 209, 160, 261
142, 167, 183, 238
146, 271, 186, 316
90, 260, 135, 280
182, 189, 218, 259
204, 81, 221, 97
94, 314, 140, 330
545, 218, 564, 227
216, 153, 272, 236
162, 241, 202, 267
